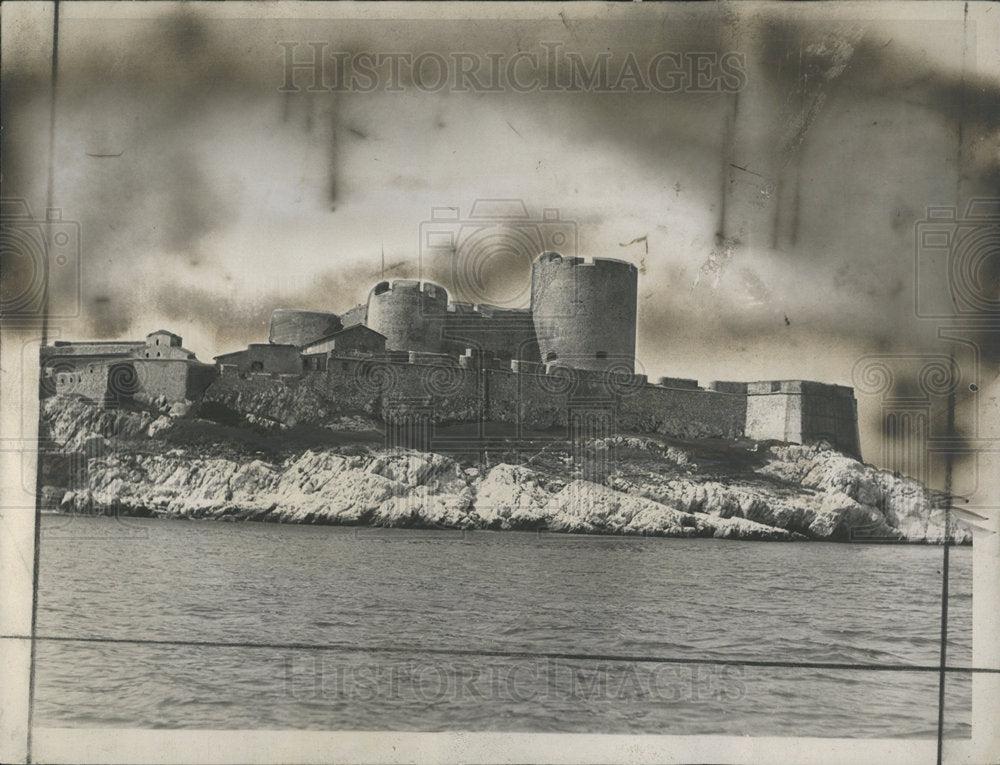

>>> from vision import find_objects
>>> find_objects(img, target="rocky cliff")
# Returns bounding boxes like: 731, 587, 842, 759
39, 397, 967, 543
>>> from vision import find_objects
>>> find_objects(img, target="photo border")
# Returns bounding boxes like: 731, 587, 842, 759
2, 2, 998, 764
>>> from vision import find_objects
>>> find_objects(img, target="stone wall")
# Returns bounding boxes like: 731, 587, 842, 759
444, 305, 540, 362
206, 356, 482, 427
798, 382, 860, 457
339, 303, 368, 328
132, 360, 200, 402
204, 358, 748, 443
217, 345, 302, 374
621, 384, 747, 440
45, 341, 144, 357
50, 359, 111, 400
49, 358, 215, 404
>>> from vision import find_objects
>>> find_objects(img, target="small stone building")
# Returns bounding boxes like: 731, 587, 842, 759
139, 330, 194, 360
41, 331, 216, 404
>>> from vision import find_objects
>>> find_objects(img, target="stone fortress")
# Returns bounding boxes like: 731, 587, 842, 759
42, 251, 862, 457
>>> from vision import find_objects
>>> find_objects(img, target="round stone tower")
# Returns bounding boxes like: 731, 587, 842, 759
366, 279, 449, 353
530, 252, 638, 373
268, 309, 342, 347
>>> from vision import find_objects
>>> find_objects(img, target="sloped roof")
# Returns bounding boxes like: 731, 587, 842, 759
302, 324, 387, 348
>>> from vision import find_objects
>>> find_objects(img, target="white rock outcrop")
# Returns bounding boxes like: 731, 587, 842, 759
43, 399, 970, 543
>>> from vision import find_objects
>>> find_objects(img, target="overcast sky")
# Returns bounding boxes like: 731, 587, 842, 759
4, 2, 998, 469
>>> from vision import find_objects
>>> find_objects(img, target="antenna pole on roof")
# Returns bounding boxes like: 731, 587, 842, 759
381, 242, 385, 280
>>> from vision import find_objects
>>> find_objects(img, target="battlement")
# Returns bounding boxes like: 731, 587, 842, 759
657, 376, 700, 390
447, 301, 478, 315
371, 279, 448, 303
747, 380, 854, 397
707, 381, 749, 394
407, 351, 456, 366
533, 251, 638, 273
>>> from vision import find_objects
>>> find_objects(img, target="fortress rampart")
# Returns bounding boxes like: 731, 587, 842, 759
207, 354, 856, 455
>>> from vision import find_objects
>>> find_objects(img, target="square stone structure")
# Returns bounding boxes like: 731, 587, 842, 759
746, 380, 860, 457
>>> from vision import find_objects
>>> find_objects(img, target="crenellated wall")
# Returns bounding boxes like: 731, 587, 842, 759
485, 368, 746, 439
44, 254, 862, 457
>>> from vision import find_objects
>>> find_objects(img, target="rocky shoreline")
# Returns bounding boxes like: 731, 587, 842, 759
39, 397, 968, 543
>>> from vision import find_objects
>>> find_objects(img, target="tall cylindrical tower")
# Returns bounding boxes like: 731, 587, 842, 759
530, 252, 638, 373
366, 279, 449, 353
268, 309, 342, 347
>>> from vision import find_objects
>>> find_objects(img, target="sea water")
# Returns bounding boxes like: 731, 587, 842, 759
33, 515, 972, 736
